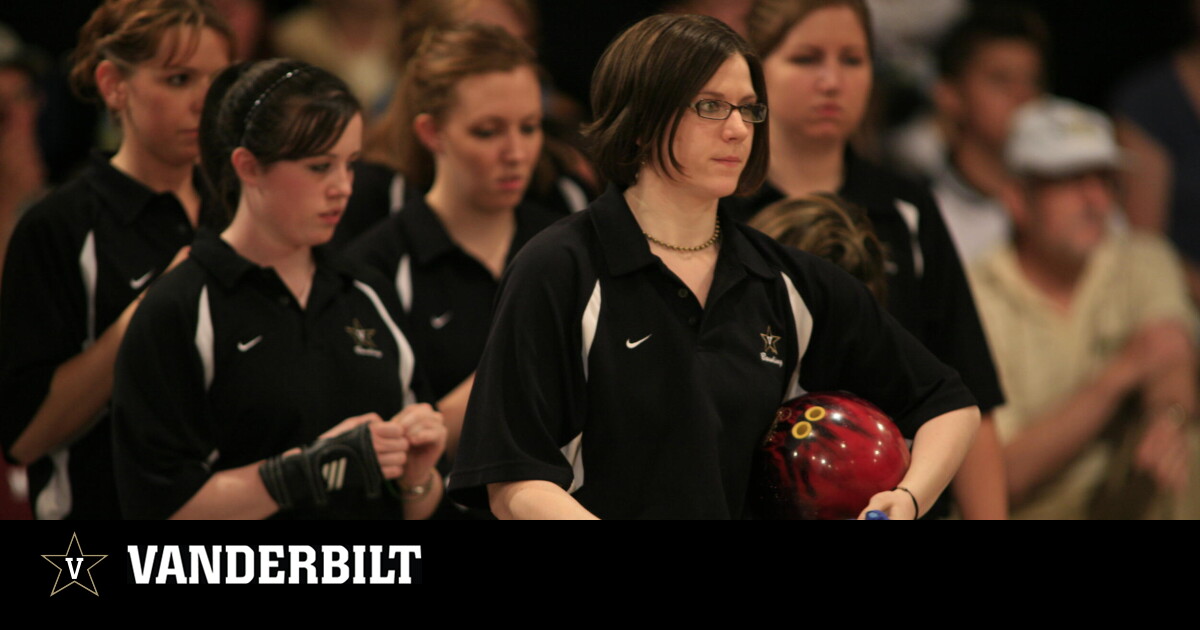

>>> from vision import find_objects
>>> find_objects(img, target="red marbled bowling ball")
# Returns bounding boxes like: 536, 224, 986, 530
751, 392, 910, 520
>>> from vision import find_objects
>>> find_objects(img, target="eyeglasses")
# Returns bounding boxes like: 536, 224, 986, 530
689, 99, 768, 123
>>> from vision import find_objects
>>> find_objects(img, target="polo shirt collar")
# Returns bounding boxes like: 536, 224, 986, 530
590, 184, 775, 280
189, 230, 356, 291
190, 230, 257, 289
402, 196, 560, 267
400, 197, 458, 266
84, 151, 223, 229
85, 151, 159, 226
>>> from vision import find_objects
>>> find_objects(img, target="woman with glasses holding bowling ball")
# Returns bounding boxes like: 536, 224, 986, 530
448, 13, 979, 520
733, 0, 1009, 519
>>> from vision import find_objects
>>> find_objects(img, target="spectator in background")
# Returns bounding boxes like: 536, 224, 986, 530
972, 96, 1198, 519
272, 0, 402, 115
663, 0, 756, 37
1113, 0, 1200, 304
210, 0, 271, 61
868, 0, 967, 170
930, 3, 1048, 264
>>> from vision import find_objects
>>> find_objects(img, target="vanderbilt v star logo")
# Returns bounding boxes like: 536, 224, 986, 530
43, 532, 107, 596
346, 318, 383, 358
760, 326, 783, 367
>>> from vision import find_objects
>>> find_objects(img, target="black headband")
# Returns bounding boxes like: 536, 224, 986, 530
242, 66, 309, 139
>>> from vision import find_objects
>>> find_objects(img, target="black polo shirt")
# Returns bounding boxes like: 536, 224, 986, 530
0, 152, 221, 520
329, 161, 590, 251
448, 186, 977, 519
347, 196, 563, 399
111, 231, 426, 520
725, 150, 1004, 416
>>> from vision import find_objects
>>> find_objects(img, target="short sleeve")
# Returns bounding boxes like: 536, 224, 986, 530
0, 208, 88, 458
447, 236, 590, 509
793, 252, 978, 437
1127, 234, 1200, 338
110, 272, 214, 519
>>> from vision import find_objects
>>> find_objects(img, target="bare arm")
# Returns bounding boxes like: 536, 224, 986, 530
859, 406, 981, 519
1132, 322, 1196, 492
488, 480, 599, 520
1002, 354, 1138, 504
10, 246, 189, 464
392, 404, 447, 521
171, 462, 279, 520
9, 293, 139, 464
436, 374, 474, 460
949, 413, 1008, 519
1003, 320, 1192, 504
1115, 118, 1172, 234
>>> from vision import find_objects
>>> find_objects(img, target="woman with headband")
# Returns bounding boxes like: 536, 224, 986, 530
111, 59, 445, 519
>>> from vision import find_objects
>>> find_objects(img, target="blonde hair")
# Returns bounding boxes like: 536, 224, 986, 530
749, 193, 888, 301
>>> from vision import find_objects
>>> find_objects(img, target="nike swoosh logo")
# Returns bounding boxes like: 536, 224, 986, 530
430, 312, 452, 330
237, 336, 263, 352
626, 334, 651, 349
130, 270, 154, 290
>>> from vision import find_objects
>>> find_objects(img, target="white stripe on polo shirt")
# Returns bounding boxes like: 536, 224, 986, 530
195, 285, 214, 391
781, 273, 813, 401
355, 280, 418, 407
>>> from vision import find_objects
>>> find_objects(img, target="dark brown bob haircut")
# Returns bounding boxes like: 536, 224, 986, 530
583, 13, 768, 195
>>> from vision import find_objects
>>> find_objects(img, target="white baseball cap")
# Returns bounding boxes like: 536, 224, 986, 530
1005, 96, 1123, 178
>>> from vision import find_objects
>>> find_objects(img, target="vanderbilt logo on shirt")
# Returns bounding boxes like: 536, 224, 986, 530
345, 319, 383, 358
760, 325, 783, 367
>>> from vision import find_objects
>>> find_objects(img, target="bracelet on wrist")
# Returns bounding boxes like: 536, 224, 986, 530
396, 470, 436, 502
894, 486, 919, 519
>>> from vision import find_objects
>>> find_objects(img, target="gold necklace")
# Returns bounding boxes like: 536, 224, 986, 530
643, 216, 721, 252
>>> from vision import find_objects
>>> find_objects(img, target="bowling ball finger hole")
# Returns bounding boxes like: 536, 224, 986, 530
805, 406, 827, 422
791, 421, 813, 440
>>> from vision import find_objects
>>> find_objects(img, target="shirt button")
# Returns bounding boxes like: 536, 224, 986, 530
677, 288, 689, 299
278, 295, 290, 306
176, 223, 188, 235
687, 316, 698, 325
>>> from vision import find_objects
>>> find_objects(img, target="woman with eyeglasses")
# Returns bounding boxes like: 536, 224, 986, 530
448, 14, 979, 520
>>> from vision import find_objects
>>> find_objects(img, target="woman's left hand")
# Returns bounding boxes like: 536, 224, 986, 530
857, 489, 917, 520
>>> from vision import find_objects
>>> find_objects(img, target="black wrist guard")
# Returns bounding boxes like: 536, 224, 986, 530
259, 423, 383, 510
